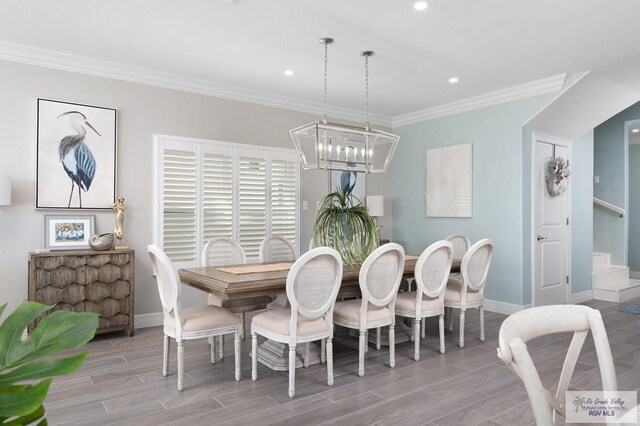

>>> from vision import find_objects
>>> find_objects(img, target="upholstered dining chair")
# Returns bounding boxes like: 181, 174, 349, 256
251, 247, 343, 398
260, 234, 297, 311
333, 243, 405, 377
444, 238, 493, 348
395, 240, 453, 360
498, 305, 618, 426
203, 237, 271, 346
445, 233, 471, 263
148, 244, 241, 391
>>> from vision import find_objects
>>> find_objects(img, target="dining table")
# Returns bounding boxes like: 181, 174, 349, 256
178, 255, 461, 371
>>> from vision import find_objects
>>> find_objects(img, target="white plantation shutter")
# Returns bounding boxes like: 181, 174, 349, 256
161, 147, 197, 263
270, 156, 297, 250
155, 136, 299, 266
202, 148, 234, 241
238, 152, 267, 261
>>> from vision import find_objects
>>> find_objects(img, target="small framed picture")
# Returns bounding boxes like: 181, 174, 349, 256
44, 215, 95, 250
328, 170, 366, 203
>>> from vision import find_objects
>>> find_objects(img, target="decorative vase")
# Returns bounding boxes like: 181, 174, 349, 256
89, 233, 115, 251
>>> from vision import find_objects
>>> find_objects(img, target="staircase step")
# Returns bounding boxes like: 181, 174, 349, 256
592, 252, 612, 272
593, 279, 640, 303
592, 265, 629, 289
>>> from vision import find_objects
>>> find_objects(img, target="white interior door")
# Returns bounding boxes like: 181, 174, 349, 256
533, 137, 571, 306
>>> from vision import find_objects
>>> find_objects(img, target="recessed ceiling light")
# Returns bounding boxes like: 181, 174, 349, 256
284, 70, 294, 76
448, 77, 459, 84
633, 128, 639, 133
414, 1, 428, 11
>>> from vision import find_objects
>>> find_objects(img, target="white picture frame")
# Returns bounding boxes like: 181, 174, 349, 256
426, 143, 473, 217
44, 215, 95, 250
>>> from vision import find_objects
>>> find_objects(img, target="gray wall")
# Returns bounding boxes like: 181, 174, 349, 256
629, 143, 640, 271
392, 95, 553, 306
0, 60, 392, 316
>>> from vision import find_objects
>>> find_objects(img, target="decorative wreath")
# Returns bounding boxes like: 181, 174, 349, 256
546, 157, 571, 196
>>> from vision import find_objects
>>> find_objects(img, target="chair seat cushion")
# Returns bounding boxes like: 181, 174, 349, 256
444, 278, 483, 304
395, 291, 442, 315
251, 309, 330, 337
333, 299, 393, 327
164, 305, 240, 333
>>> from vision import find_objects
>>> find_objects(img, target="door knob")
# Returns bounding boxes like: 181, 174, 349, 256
537, 235, 547, 241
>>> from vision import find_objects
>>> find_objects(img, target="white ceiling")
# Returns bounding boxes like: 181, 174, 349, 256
1, 0, 640, 122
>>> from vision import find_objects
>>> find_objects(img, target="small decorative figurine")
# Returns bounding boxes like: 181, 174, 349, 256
112, 196, 128, 249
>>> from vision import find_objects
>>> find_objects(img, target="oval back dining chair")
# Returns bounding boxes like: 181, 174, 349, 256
251, 247, 343, 398
148, 244, 242, 390
259, 234, 297, 263
497, 305, 618, 425
203, 237, 271, 347
333, 243, 405, 377
444, 238, 493, 348
396, 240, 453, 360
445, 233, 471, 262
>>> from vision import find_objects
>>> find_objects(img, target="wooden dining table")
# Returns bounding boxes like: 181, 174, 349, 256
178, 256, 461, 371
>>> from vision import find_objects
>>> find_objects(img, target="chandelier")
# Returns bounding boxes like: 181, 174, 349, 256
290, 37, 399, 174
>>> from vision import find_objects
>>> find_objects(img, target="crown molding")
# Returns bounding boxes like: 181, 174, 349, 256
0, 41, 392, 127
392, 74, 567, 128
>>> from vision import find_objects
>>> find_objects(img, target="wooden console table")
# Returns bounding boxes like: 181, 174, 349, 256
28, 249, 135, 336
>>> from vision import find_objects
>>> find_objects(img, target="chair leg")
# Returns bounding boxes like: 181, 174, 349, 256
288, 345, 296, 398
327, 337, 334, 386
240, 313, 246, 340
410, 319, 416, 342
365, 330, 369, 353
376, 328, 381, 350
480, 305, 485, 342
448, 307, 454, 332
251, 331, 258, 381
162, 335, 170, 376
219, 335, 224, 359
177, 340, 184, 391
389, 324, 396, 368
234, 331, 241, 381
321, 338, 326, 364
459, 309, 466, 348
304, 342, 310, 368
358, 330, 366, 377
414, 318, 420, 361
210, 335, 216, 364
421, 318, 426, 339
439, 314, 445, 354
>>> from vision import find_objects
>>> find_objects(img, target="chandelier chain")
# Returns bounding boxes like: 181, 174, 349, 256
364, 55, 369, 130
323, 42, 328, 124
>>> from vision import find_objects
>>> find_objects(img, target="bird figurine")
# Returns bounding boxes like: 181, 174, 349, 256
58, 111, 101, 208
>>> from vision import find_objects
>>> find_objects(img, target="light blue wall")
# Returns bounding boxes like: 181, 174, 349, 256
521, 130, 594, 305
629, 144, 640, 271
392, 95, 553, 306
593, 101, 640, 265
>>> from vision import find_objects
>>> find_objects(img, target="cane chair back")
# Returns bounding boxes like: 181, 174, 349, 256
148, 244, 183, 333
260, 234, 297, 263
462, 239, 493, 292
498, 305, 617, 425
360, 243, 405, 309
416, 241, 454, 299
202, 237, 246, 267
445, 233, 471, 261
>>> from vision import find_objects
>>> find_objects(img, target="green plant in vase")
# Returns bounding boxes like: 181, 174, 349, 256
313, 171, 379, 265
0, 301, 98, 425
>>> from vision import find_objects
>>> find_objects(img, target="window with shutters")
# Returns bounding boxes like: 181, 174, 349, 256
154, 136, 300, 267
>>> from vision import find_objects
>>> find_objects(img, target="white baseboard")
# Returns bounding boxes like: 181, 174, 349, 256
135, 312, 164, 329
630, 271, 640, 279
483, 299, 526, 315
571, 290, 593, 304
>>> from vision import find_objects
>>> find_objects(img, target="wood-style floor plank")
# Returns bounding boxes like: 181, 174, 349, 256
44, 297, 640, 425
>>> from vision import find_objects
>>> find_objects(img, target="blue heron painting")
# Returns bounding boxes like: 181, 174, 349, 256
58, 111, 101, 208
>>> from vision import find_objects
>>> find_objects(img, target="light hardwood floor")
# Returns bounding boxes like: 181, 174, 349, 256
45, 298, 640, 425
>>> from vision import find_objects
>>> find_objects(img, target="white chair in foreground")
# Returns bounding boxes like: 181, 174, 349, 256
396, 240, 453, 360
251, 247, 343, 398
497, 305, 617, 426
203, 237, 271, 345
333, 243, 405, 377
444, 238, 493, 348
260, 234, 297, 311
148, 245, 241, 391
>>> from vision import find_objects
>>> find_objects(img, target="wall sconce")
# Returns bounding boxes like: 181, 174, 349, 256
0, 175, 11, 206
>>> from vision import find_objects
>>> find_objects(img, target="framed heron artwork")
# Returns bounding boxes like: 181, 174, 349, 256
329, 170, 366, 203
36, 99, 117, 209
